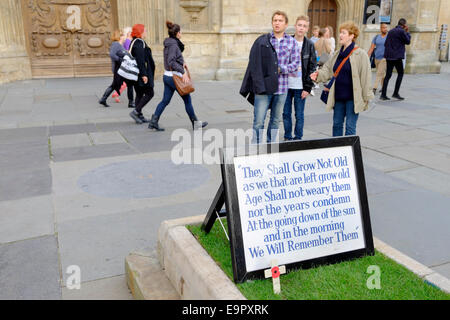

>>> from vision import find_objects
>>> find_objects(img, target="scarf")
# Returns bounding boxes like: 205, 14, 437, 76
170, 36, 185, 52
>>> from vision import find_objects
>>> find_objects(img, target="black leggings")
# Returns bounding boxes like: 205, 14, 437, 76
134, 86, 154, 114
381, 59, 404, 96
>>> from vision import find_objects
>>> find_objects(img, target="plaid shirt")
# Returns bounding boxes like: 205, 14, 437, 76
270, 32, 301, 94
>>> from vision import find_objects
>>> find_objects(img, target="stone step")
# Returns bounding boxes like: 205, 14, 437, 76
125, 250, 180, 300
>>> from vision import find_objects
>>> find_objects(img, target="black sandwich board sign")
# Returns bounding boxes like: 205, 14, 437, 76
202, 136, 374, 283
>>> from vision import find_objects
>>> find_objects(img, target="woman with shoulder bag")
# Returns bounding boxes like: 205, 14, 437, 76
148, 21, 207, 131
310, 21, 374, 136
129, 24, 155, 124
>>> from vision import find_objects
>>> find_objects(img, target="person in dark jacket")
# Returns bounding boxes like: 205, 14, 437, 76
240, 11, 300, 144
148, 21, 207, 131
380, 18, 411, 101
129, 24, 156, 124
282, 15, 317, 141
99, 30, 127, 108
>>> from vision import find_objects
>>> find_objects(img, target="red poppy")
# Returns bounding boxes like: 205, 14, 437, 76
271, 266, 280, 278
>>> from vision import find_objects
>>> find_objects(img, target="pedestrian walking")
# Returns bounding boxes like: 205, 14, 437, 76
129, 24, 155, 124
315, 28, 332, 67
240, 10, 301, 144
148, 21, 208, 131
282, 15, 317, 141
112, 26, 135, 108
99, 30, 127, 108
380, 18, 411, 101
367, 23, 388, 94
310, 21, 374, 137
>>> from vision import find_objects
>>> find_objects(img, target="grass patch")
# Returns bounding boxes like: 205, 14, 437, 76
187, 221, 450, 300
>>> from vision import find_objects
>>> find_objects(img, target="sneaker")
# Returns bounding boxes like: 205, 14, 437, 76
379, 95, 390, 101
129, 110, 143, 124
392, 94, 405, 100
373, 88, 377, 94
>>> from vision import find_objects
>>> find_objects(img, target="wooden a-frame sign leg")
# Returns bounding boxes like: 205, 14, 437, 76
201, 183, 227, 233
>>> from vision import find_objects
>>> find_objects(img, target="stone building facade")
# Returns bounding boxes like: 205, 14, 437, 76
0, 0, 447, 84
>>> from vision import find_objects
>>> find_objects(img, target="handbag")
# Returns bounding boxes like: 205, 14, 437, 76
320, 46, 358, 104
117, 55, 139, 81
172, 65, 195, 96
370, 34, 378, 69
117, 39, 140, 81
370, 51, 376, 69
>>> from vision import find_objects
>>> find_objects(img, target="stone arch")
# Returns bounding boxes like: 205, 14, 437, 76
305, 0, 353, 27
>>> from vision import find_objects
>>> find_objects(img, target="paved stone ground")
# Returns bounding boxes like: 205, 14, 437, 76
0, 64, 449, 299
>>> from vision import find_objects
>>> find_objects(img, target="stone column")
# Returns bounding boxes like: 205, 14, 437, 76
396, 0, 442, 73
215, 0, 309, 80
0, 0, 32, 84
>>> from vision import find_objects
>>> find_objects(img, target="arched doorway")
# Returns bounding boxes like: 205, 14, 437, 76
307, 0, 337, 38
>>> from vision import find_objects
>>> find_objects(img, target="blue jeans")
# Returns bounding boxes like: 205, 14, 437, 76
283, 89, 306, 140
154, 75, 196, 119
253, 93, 287, 144
333, 100, 359, 137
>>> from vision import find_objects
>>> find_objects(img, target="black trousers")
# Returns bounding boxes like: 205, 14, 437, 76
124, 79, 134, 102
134, 85, 154, 114
381, 59, 404, 97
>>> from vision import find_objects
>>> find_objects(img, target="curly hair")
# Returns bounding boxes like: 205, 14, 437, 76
339, 21, 360, 41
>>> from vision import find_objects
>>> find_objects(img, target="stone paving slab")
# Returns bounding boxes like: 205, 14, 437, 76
0, 127, 47, 145
361, 147, 417, 173
0, 195, 54, 244
89, 131, 126, 145
58, 201, 210, 283
0, 140, 49, 170
432, 263, 450, 280
388, 166, 450, 197
0, 236, 61, 300
51, 153, 219, 223
51, 143, 139, 162
419, 124, 450, 135
62, 275, 133, 300
363, 166, 416, 196
369, 190, 450, 269
49, 123, 98, 136
380, 145, 450, 174
50, 133, 92, 149
360, 135, 405, 150
378, 128, 446, 144
0, 167, 52, 202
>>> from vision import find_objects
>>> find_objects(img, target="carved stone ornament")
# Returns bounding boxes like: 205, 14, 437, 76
179, 0, 209, 24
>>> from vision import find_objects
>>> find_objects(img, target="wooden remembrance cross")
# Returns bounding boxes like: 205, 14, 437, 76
202, 136, 374, 284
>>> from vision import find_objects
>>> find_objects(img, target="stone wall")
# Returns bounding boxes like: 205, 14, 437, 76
0, 0, 445, 84
438, 0, 449, 61
0, 0, 32, 85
